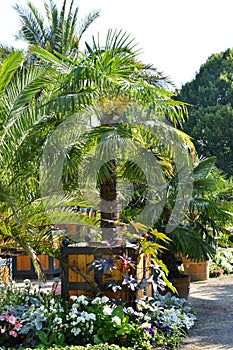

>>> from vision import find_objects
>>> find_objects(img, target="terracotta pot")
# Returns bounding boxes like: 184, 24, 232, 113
182, 257, 210, 281
158, 274, 190, 300
170, 274, 190, 300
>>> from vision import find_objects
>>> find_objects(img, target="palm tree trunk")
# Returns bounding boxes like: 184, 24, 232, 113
14, 236, 46, 283
100, 160, 120, 243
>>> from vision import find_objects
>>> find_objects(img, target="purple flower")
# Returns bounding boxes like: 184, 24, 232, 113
147, 327, 154, 337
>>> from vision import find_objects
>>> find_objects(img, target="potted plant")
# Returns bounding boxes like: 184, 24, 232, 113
156, 156, 233, 284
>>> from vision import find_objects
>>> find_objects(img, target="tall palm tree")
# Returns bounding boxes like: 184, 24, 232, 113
14, 0, 100, 55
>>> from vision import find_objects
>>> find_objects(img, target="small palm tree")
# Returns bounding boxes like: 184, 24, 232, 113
157, 156, 233, 277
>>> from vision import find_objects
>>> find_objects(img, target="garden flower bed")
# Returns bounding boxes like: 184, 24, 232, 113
209, 248, 233, 278
0, 280, 196, 349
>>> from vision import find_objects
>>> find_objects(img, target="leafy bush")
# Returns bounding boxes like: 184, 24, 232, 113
0, 280, 196, 349
210, 248, 233, 277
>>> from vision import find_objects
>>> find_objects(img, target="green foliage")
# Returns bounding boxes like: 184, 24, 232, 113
178, 48, 233, 175
153, 157, 233, 266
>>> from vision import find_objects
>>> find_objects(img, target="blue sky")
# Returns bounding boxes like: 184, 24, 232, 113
1, 0, 233, 88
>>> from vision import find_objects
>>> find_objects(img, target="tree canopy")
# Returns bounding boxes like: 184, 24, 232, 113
178, 48, 233, 175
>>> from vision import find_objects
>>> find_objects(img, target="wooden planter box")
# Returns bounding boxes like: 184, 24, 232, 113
12, 252, 60, 280
182, 257, 210, 281
60, 244, 152, 303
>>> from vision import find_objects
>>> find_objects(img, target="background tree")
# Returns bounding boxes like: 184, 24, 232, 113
177, 48, 233, 175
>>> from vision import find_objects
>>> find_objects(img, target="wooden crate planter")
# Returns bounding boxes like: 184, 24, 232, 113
61, 245, 152, 303
12, 251, 60, 280
182, 257, 210, 281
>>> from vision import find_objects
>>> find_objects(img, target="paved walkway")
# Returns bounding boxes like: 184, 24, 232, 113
180, 275, 233, 350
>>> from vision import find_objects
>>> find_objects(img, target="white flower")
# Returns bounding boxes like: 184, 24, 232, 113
92, 297, 101, 305
54, 317, 62, 325
24, 279, 31, 287
76, 316, 85, 323
125, 307, 134, 314
141, 322, 151, 328
71, 327, 81, 336
101, 296, 109, 303
103, 305, 113, 315
70, 295, 78, 301
71, 303, 78, 310
77, 295, 88, 303
81, 311, 89, 319
88, 313, 96, 321
112, 316, 121, 325
69, 312, 77, 319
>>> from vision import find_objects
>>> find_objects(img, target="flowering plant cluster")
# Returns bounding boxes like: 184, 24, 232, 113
134, 293, 197, 349
0, 279, 196, 349
210, 248, 233, 278
0, 311, 24, 347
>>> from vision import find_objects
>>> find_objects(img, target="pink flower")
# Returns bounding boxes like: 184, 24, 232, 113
9, 330, 18, 338
8, 315, 17, 325
14, 322, 23, 331
0, 315, 6, 321
0, 328, 6, 334
55, 286, 62, 295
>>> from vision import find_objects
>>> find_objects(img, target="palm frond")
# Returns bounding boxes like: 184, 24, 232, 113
193, 156, 216, 179
0, 63, 51, 120
169, 226, 215, 260
14, 2, 47, 47
77, 10, 100, 41
0, 51, 24, 98
29, 44, 71, 73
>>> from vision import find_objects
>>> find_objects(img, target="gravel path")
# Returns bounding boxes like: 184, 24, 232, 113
180, 275, 233, 350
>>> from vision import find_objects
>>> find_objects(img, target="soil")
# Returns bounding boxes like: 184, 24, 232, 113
180, 275, 233, 350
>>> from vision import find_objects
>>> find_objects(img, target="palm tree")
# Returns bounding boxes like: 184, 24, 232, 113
156, 156, 233, 278
0, 50, 51, 282
0, 50, 87, 282
14, 0, 100, 56
0, 26, 193, 283
29, 29, 193, 245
